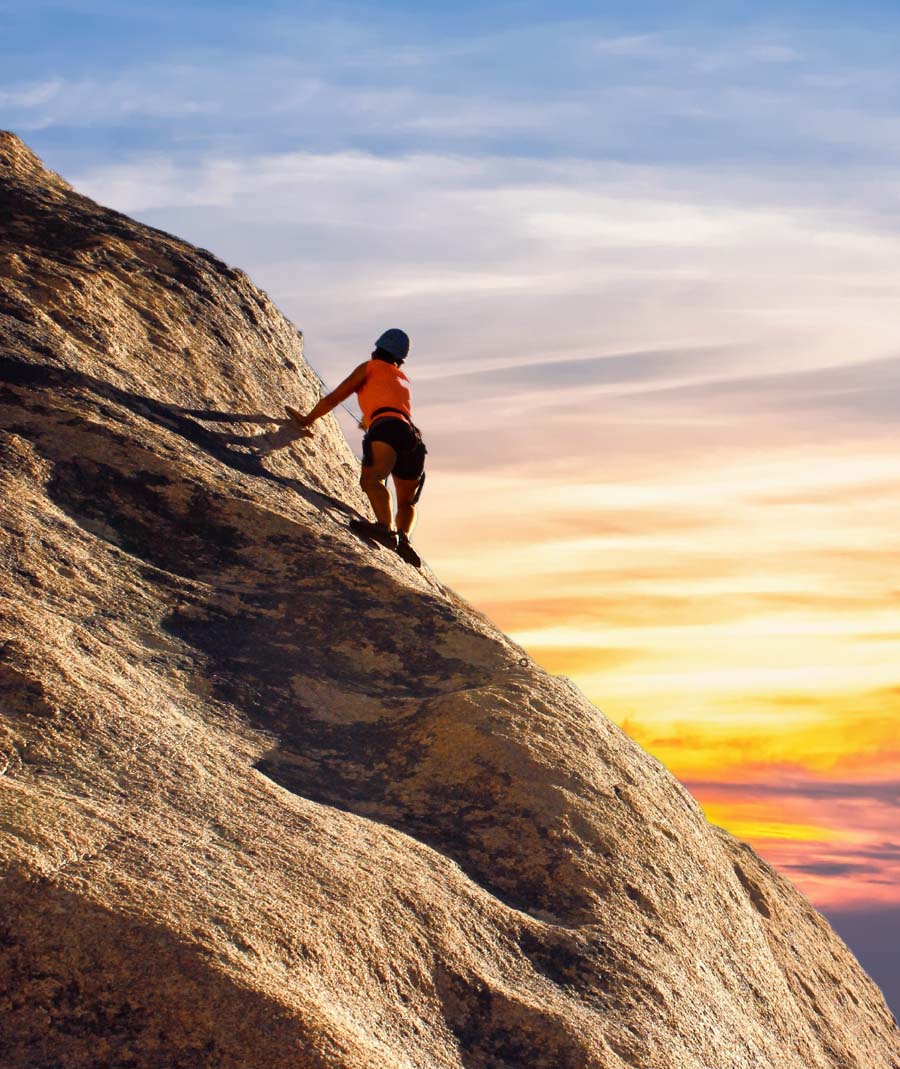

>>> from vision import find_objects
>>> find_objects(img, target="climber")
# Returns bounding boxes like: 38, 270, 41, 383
286, 328, 426, 568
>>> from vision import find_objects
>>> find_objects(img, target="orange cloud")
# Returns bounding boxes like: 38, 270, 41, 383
487, 590, 895, 636
616, 692, 899, 779
675, 766, 900, 910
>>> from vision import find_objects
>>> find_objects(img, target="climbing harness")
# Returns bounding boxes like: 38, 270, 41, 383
368, 405, 427, 502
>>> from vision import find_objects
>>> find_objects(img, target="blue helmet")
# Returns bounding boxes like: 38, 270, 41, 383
375, 328, 410, 362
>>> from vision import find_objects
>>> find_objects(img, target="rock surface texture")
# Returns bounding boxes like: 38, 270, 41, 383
1, 131, 898, 1069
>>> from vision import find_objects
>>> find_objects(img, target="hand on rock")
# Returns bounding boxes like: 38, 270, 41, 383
285, 405, 314, 435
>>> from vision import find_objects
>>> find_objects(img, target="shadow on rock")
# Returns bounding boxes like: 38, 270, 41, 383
0, 354, 353, 518
0, 873, 334, 1069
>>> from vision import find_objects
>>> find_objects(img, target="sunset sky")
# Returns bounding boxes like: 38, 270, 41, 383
4, 0, 898, 1010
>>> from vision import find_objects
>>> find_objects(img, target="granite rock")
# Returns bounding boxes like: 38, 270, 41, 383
1, 131, 898, 1069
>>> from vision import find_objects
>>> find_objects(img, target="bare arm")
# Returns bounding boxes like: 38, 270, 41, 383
292, 363, 368, 428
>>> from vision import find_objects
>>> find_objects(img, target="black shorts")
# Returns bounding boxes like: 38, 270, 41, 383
362, 418, 427, 481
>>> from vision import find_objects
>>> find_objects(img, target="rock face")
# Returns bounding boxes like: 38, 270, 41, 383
0, 130, 897, 1069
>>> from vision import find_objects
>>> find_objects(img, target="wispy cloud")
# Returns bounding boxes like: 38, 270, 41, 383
694, 769, 900, 910
1, 72, 218, 129
687, 777, 900, 805
7, 12, 900, 172
0, 79, 65, 109
65, 148, 900, 421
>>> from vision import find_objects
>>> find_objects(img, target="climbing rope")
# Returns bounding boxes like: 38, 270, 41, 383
294, 329, 364, 425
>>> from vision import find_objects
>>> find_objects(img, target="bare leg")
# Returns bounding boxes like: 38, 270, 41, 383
392, 475, 420, 537
360, 441, 396, 529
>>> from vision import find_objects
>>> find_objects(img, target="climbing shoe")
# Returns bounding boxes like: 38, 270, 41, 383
349, 519, 399, 551
396, 533, 422, 568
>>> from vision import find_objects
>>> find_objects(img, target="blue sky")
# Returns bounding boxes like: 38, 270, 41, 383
10, 0, 900, 407
4, 0, 900, 1019
8, 1, 900, 173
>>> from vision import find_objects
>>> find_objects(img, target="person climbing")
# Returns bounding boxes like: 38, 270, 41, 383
286, 328, 426, 568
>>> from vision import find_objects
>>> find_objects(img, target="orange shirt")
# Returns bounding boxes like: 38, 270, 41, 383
356, 359, 412, 428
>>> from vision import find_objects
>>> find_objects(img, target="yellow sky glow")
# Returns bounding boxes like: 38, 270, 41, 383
421, 410, 900, 910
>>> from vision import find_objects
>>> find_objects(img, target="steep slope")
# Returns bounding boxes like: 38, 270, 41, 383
1, 131, 897, 1069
